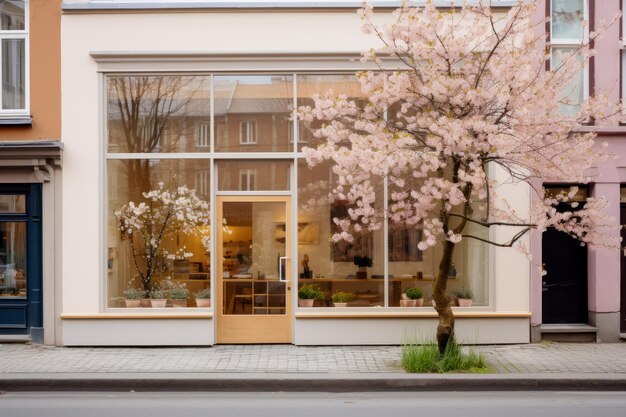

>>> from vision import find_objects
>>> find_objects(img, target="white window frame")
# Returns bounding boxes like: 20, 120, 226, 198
549, 0, 590, 107
239, 168, 257, 191
239, 120, 257, 145
196, 122, 210, 148
0, 0, 29, 117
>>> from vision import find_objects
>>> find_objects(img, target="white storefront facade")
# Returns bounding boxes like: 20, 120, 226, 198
57, 1, 530, 346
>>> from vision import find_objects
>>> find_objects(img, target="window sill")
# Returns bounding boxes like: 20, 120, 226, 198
0, 116, 32, 126
60, 312, 213, 319
295, 310, 530, 319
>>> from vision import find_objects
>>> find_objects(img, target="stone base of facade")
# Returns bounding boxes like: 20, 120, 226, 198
589, 311, 621, 343
530, 324, 541, 343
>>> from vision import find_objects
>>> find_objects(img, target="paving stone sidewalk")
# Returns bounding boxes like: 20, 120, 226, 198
0, 342, 625, 374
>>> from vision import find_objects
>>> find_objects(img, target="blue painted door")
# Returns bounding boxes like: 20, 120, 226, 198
0, 184, 42, 336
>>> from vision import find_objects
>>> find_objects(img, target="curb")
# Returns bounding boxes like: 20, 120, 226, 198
2, 373, 626, 392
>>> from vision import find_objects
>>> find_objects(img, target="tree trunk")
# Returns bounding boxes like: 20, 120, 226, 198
432, 239, 456, 354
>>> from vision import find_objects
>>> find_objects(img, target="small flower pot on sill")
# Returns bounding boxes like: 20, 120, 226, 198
124, 299, 141, 308
298, 299, 315, 307
195, 298, 211, 308
456, 298, 473, 307
150, 299, 167, 308
170, 299, 188, 308
333, 302, 348, 307
400, 299, 417, 307
140, 298, 151, 308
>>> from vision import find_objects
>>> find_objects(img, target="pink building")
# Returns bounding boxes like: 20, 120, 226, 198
531, 0, 625, 343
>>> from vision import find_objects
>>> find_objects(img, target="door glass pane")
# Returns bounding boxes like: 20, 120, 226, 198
214, 75, 293, 152
0, 222, 26, 297
0, 194, 25, 213
0, 1, 26, 30
217, 160, 290, 191
551, 0, 584, 41
222, 201, 287, 315
2, 38, 25, 110
107, 75, 211, 153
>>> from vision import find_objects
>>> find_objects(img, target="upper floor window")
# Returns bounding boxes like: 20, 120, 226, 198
239, 120, 257, 145
550, 0, 588, 116
196, 123, 209, 148
0, 0, 27, 115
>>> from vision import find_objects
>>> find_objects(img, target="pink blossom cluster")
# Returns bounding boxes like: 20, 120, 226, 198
298, 0, 622, 252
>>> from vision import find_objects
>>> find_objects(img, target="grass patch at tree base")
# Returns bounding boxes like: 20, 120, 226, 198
401, 339, 491, 373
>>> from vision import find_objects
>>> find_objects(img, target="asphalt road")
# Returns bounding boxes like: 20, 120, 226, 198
1, 391, 625, 417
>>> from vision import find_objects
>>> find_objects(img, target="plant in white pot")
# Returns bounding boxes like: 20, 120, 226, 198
169, 285, 189, 308
194, 287, 211, 307
401, 287, 424, 307
298, 284, 324, 307
149, 289, 167, 308
331, 291, 354, 307
122, 287, 145, 308
452, 287, 474, 307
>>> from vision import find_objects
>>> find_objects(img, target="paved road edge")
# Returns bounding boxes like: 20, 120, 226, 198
1, 373, 626, 391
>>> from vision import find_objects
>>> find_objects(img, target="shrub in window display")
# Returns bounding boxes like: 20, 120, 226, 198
115, 182, 211, 293
123, 288, 146, 300
331, 291, 354, 307
194, 287, 211, 299
298, 284, 325, 307
452, 287, 474, 307
404, 287, 424, 301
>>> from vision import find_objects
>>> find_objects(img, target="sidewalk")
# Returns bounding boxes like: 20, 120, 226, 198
1, 342, 625, 391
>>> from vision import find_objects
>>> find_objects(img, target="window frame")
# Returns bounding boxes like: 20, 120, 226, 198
549, 0, 590, 111
0, 0, 29, 117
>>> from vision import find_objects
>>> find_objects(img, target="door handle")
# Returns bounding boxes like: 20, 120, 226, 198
279, 256, 290, 283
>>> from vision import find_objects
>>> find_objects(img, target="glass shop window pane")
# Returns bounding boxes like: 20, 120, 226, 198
0, 222, 27, 298
107, 159, 211, 308
0, 1, 26, 31
217, 160, 291, 192
1, 38, 25, 110
296, 74, 365, 151
214, 75, 293, 153
551, 0, 584, 42
297, 159, 384, 308
107, 75, 211, 153
0, 194, 25, 213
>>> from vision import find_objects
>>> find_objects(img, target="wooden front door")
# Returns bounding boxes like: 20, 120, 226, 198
216, 196, 292, 343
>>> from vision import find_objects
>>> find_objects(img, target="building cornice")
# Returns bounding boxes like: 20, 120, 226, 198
62, 1, 516, 13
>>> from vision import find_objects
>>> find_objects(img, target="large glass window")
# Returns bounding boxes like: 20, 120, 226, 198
107, 75, 211, 153
216, 160, 290, 192
296, 74, 364, 151
107, 159, 211, 308
214, 75, 293, 153
297, 160, 384, 307
0, 0, 26, 113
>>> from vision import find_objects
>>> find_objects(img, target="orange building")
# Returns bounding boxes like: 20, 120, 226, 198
0, 0, 62, 344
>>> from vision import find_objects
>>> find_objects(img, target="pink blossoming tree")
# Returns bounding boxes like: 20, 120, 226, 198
299, 0, 621, 353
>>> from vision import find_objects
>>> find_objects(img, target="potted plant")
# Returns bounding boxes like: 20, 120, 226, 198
149, 289, 167, 308
452, 287, 474, 307
298, 284, 324, 307
401, 287, 424, 307
331, 291, 354, 307
194, 287, 211, 307
122, 288, 145, 308
353, 255, 373, 279
169, 286, 189, 308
